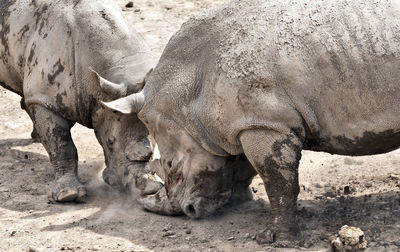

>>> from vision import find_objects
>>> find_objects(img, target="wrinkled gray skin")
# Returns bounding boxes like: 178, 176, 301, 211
105, 0, 400, 245
0, 0, 162, 203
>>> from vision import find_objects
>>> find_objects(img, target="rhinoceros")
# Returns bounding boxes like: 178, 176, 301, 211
0, 0, 162, 202
104, 0, 400, 244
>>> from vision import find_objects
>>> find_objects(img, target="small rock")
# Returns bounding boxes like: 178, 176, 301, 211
162, 224, 172, 232
28, 247, 43, 252
364, 182, 373, 188
162, 231, 175, 237
315, 182, 323, 188
125, 1, 133, 8
10, 231, 16, 237
329, 225, 367, 252
344, 186, 351, 195
134, 9, 140, 13
185, 229, 191, 234
227, 236, 235, 241
244, 233, 251, 239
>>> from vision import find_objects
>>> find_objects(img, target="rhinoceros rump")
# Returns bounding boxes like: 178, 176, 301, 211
105, 0, 400, 245
0, 0, 162, 202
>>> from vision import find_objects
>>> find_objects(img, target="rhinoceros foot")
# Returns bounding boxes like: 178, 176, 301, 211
133, 173, 163, 196
102, 167, 124, 192
138, 187, 183, 216
47, 175, 86, 203
256, 225, 302, 247
120, 163, 163, 196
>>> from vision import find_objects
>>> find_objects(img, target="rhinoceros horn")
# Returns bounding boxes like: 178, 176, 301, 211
89, 67, 128, 97
102, 91, 145, 114
138, 186, 183, 215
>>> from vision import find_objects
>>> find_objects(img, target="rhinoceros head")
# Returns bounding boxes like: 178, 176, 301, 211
103, 91, 233, 218
91, 68, 160, 194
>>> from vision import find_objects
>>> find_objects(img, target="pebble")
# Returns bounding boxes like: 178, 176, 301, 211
365, 182, 373, 188
227, 236, 235, 241
162, 224, 172, 232
244, 233, 251, 239
162, 231, 175, 237
315, 182, 323, 188
28, 247, 44, 252
329, 225, 367, 252
344, 186, 351, 194
185, 229, 192, 234
125, 1, 133, 8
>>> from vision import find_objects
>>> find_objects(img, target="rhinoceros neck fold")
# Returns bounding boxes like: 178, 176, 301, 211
180, 112, 231, 157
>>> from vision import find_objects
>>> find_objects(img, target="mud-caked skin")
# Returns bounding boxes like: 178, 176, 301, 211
0, 0, 162, 202
105, 0, 400, 245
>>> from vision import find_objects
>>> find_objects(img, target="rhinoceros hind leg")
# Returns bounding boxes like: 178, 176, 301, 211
240, 129, 303, 245
29, 104, 86, 203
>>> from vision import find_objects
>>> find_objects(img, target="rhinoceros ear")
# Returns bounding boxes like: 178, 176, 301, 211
102, 91, 145, 114
89, 67, 127, 97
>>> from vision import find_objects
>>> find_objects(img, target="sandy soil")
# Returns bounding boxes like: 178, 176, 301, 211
1, 1, 399, 251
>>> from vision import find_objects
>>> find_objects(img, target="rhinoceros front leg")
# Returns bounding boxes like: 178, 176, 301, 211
240, 129, 302, 245
29, 105, 86, 202
20, 98, 40, 141
229, 155, 256, 204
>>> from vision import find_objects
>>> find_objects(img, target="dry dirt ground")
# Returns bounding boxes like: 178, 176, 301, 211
1, 1, 400, 251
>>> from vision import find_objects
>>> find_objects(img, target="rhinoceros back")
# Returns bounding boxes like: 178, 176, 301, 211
165, 0, 400, 155
1, 0, 153, 126
221, 0, 400, 155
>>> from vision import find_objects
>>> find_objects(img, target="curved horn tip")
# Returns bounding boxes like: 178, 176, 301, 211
101, 100, 133, 114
